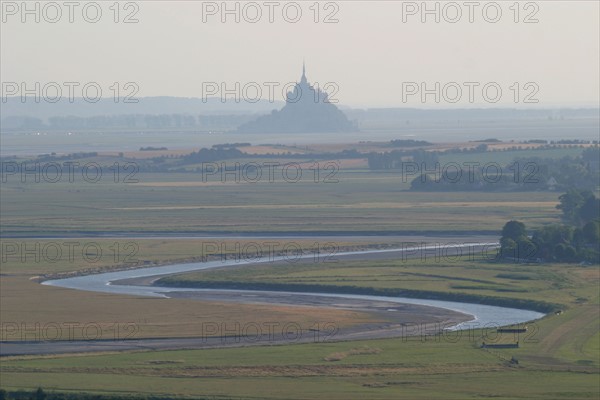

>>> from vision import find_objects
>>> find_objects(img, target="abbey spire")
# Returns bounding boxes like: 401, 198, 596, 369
300, 61, 307, 84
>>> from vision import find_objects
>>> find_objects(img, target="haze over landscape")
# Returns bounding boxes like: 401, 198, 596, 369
1, 1, 599, 400
2, 1, 599, 108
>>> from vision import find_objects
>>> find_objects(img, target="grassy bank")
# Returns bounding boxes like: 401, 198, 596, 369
2, 247, 598, 399
156, 278, 559, 313
156, 256, 591, 313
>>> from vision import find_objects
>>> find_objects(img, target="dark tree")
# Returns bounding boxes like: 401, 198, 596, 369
502, 221, 527, 241
557, 189, 596, 224
35, 387, 46, 400
583, 221, 600, 244
578, 196, 600, 224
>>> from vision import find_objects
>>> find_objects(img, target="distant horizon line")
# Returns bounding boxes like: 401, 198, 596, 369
2, 95, 599, 111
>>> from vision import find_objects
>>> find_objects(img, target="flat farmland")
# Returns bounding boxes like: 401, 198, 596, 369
1, 145, 596, 399
0, 169, 562, 237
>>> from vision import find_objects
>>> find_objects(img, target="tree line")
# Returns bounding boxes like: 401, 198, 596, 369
499, 190, 600, 263
0, 388, 182, 400
2, 114, 258, 132
409, 149, 599, 192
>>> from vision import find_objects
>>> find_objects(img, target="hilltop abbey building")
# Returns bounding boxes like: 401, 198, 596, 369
236, 64, 356, 133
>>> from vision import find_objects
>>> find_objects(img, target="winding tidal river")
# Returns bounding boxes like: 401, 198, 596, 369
1, 240, 546, 356
43, 242, 544, 328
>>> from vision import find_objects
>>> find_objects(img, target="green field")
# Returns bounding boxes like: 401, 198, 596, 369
0, 170, 563, 237
1, 334, 598, 399
438, 147, 586, 165
3, 145, 587, 237
157, 256, 594, 312
1, 254, 598, 399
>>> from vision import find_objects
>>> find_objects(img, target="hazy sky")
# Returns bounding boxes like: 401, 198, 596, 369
2, 0, 599, 108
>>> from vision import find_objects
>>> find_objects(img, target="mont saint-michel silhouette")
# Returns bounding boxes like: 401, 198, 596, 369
236, 64, 356, 133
